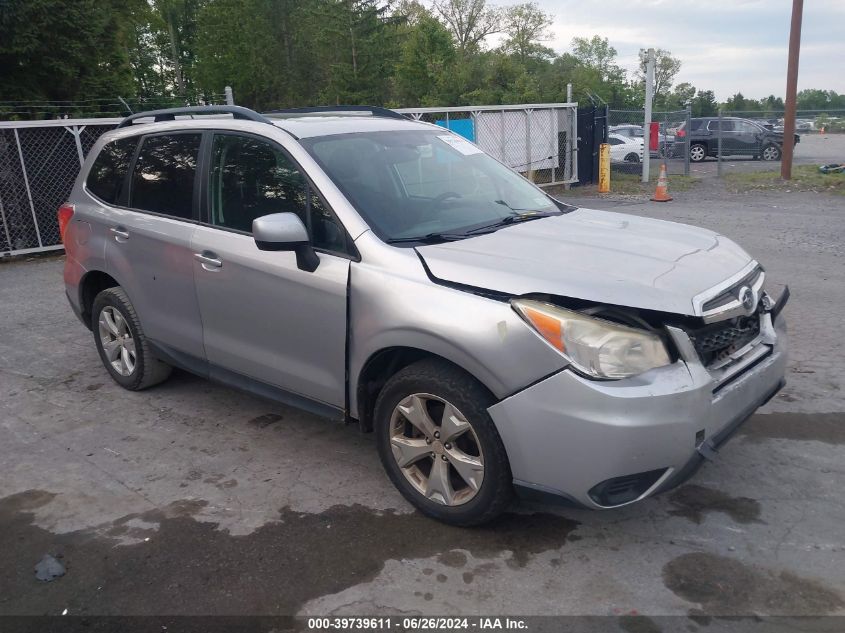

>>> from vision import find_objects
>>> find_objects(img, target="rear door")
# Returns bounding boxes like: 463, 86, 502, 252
191, 131, 352, 407
708, 119, 740, 154
105, 132, 205, 360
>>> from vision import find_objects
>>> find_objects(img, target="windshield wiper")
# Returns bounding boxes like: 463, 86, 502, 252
385, 232, 468, 244
462, 211, 560, 236
385, 209, 562, 244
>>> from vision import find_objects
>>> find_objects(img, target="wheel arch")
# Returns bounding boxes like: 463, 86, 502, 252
79, 270, 121, 330
353, 346, 497, 432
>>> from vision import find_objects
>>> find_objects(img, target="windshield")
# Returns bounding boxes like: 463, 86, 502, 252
300, 129, 570, 243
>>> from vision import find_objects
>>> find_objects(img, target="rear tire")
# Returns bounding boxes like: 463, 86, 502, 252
374, 359, 513, 526
92, 287, 172, 391
624, 152, 640, 163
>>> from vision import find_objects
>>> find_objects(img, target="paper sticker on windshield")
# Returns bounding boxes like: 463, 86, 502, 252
437, 134, 482, 155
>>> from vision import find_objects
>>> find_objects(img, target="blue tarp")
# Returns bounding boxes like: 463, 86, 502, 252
435, 118, 475, 141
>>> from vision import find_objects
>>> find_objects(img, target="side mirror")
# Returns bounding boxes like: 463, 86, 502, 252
253, 213, 319, 272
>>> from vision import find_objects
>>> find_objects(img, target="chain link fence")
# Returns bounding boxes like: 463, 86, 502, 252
0, 120, 121, 255
607, 109, 691, 179
395, 104, 579, 187
0, 95, 230, 256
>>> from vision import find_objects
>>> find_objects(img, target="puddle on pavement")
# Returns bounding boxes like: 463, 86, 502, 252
740, 412, 845, 445
0, 489, 578, 616
668, 485, 762, 525
663, 552, 844, 615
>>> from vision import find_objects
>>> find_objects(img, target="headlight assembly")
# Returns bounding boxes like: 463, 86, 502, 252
512, 299, 672, 379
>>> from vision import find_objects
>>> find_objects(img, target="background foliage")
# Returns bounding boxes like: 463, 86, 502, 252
2, 0, 843, 117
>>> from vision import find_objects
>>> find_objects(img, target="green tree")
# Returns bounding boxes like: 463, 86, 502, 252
500, 2, 553, 65
666, 82, 696, 110
393, 13, 456, 106
637, 48, 681, 107
691, 89, 718, 117
433, 0, 500, 56
0, 0, 141, 110
571, 36, 620, 83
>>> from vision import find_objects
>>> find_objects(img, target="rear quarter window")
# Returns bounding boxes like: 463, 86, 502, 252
86, 137, 139, 204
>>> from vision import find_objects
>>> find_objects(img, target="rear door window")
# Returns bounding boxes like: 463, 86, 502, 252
708, 120, 736, 132
86, 137, 138, 204
130, 133, 202, 219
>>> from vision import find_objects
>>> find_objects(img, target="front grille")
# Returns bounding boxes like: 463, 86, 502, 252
688, 312, 761, 366
702, 267, 763, 313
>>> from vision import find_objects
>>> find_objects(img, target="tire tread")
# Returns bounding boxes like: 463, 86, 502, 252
92, 287, 172, 391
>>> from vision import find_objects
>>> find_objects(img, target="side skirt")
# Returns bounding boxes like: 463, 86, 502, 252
147, 340, 344, 422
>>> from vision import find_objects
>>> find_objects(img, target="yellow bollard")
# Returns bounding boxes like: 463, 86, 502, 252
598, 143, 610, 193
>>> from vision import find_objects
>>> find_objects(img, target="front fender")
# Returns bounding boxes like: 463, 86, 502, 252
347, 260, 566, 419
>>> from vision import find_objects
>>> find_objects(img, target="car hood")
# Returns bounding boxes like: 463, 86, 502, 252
416, 208, 754, 316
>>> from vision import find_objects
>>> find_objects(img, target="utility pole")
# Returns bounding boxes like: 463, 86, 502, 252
642, 48, 655, 183
781, 0, 803, 180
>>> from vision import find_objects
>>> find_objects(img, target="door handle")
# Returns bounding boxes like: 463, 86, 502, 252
110, 226, 129, 241
194, 252, 223, 270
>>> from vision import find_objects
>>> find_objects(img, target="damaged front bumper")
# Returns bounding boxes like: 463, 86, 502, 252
487, 292, 789, 510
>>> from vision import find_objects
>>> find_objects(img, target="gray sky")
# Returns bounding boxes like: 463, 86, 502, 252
528, 0, 845, 100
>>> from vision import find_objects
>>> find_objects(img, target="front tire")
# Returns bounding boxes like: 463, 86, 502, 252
374, 359, 513, 526
92, 287, 172, 390
689, 143, 707, 162
624, 152, 640, 163
761, 143, 782, 161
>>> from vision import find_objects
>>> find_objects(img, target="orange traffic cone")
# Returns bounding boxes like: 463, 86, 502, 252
651, 163, 672, 202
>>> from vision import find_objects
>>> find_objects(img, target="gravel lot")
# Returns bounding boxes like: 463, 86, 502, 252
1, 181, 843, 622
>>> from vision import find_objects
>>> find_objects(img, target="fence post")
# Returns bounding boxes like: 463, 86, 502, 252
66, 125, 86, 166
13, 129, 43, 248
524, 109, 532, 180
642, 48, 655, 183
225, 86, 235, 106
570, 106, 579, 183
684, 105, 691, 176
717, 109, 723, 177
500, 109, 506, 163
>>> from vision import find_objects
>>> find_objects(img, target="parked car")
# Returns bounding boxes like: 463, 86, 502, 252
610, 124, 673, 157
609, 124, 644, 138
608, 133, 644, 163
675, 117, 800, 162
61, 105, 788, 525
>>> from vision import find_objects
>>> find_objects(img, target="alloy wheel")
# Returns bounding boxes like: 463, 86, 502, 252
98, 306, 137, 377
762, 145, 780, 161
389, 393, 484, 506
690, 145, 706, 162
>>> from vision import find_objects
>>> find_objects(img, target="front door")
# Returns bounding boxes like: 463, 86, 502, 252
191, 132, 352, 407
734, 120, 765, 157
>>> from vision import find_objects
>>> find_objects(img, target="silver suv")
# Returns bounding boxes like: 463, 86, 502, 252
61, 106, 788, 525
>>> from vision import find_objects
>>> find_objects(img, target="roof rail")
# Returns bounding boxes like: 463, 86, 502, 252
116, 105, 273, 129
264, 105, 408, 120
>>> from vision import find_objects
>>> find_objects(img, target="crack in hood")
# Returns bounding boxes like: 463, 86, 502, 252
416, 208, 754, 316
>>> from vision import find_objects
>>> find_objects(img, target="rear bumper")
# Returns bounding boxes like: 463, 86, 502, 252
488, 312, 788, 510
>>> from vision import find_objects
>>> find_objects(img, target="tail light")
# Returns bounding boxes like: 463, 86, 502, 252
57, 203, 74, 243
676, 129, 686, 138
